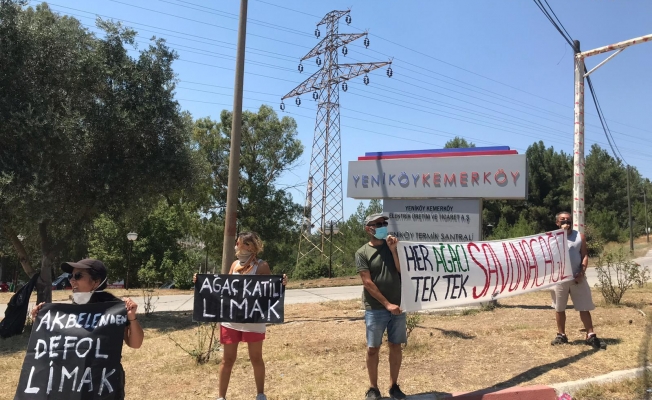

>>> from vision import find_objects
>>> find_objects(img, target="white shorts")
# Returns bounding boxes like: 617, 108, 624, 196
550, 278, 595, 312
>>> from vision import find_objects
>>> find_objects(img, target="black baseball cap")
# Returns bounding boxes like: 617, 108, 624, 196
61, 259, 107, 279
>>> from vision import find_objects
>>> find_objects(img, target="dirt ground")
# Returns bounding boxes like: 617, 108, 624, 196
1, 284, 651, 400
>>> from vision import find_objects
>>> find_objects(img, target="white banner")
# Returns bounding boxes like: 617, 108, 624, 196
399, 229, 574, 311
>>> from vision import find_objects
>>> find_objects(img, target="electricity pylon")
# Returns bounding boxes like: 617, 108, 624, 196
281, 9, 392, 270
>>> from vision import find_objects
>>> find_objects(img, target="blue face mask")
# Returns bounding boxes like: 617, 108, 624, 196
373, 226, 388, 240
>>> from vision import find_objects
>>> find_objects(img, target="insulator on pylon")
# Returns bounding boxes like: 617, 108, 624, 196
342, 82, 348, 92
312, 91, 319, 100
386, 67, 393, 78
364, 36, 370, 48
298, 63, 304, 73
315, 28, 320, 38
363, 74, 369, 85
280, 102, 285, 111
316, 57, 322, 66
345, 15, 352, 25
295, 97, 301, 106
342, 46, 348, 56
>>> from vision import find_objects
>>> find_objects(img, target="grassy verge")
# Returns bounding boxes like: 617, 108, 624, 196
572, 374, 652, 400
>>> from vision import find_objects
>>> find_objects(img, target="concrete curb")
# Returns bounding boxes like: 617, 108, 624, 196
444, 385, 557, 399
550, 365, 652, 395
398, 365, 652, 399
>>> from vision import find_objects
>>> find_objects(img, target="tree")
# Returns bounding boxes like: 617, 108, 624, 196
584, 144, 629, 241
482, 141, 572, 236
0, 3, 200, 301
192, 105, 304, 271
443, 137, 476, 148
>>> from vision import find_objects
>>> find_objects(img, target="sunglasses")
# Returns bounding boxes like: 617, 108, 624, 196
559, 219, 572, 223
69, 272, 86, 281
367, 221, 389, 228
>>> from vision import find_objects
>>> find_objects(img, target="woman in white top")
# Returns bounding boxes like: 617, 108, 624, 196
195, 231, 287, 400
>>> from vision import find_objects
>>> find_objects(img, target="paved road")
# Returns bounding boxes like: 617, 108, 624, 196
3, 250, 651, 315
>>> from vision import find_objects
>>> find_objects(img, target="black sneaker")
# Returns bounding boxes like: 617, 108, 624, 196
551, 333, 568, 345
586, 333, 607, 350
365, 387, 381, 400
389, 384, 407, 400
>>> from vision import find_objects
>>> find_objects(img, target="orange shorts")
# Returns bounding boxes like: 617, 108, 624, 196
220, 325, 265, 344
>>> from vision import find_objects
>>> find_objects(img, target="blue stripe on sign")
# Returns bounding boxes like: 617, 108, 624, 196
364, 146, 510, 157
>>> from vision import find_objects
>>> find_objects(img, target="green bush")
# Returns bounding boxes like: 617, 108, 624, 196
594, 248, 641, 305
584, 224, 605, 258
292, 257, 329, 280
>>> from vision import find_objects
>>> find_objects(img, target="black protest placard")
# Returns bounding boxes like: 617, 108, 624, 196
14, 302, 127, 400
193, 274, 285, 323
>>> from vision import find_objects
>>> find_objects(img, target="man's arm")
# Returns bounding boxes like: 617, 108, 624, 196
576, 233, 589, 282
386, 235, 401, 274
359, 270, 401, 314
580, 233, 589, 271
359, 270, 390, 307
357, 251, 401, 314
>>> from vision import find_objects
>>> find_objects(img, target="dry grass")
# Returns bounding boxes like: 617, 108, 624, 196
572, 374, 652, 400
2, 283, 651, 400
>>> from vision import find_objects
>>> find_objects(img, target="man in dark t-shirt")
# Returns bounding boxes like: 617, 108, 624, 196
356, 213, 406, 400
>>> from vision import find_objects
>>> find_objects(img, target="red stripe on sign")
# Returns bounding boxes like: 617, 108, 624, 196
357, 150, 518, 161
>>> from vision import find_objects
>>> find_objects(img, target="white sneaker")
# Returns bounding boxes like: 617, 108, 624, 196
217, 398, 226, 400
256, 394, 267, 400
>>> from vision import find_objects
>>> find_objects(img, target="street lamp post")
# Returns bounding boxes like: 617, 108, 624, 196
323, 221, 340, 278
15, 235, 25, 293
644, 189, 649, 243
126, 232, 138, 290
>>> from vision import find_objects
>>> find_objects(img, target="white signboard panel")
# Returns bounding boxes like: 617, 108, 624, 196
347, 154, 527, 199
384, 199, 481, 243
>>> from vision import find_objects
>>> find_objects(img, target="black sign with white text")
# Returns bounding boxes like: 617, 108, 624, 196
193, 274, 284, 323
14, 302, 127, 400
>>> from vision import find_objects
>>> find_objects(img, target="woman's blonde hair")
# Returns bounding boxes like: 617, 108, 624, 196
237, 231, 264, 255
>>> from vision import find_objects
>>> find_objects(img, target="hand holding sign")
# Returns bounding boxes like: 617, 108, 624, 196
30, 302, 45, 321
123, 298, 137, 320
386, 235, 399, 252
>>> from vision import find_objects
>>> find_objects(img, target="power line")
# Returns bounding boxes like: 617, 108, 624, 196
533, 0, 629, 165
175, 82, 652, 161
50, 2, 651, 158
253, 0, 321, 19
253, 0, 652, 136
157, 0, 313, 37
106, 0, 312, 49
179, 97, 652, 163
62, 5, 652, 144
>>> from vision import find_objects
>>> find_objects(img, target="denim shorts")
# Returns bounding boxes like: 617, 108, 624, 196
364, 309, 407, 347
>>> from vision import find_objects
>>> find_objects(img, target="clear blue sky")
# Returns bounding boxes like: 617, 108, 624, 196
43, 0, 652, 219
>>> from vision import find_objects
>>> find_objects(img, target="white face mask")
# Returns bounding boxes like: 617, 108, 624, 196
73, 277, 107, 304
237, 251, 253, 264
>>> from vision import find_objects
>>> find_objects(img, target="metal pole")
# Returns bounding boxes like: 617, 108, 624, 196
221, 0, 248, 274
627, 166, 634, 252
126, 241, 133, 290
579, 34, 652, 58
573, 40, 586, 234
205, 243, 209, 274
328, 220, 333, 278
